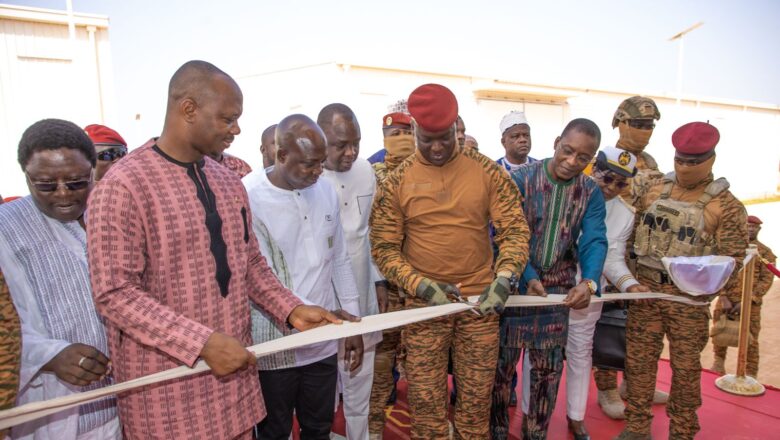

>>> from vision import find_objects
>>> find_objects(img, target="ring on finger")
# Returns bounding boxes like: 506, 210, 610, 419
78, 356, 88, 369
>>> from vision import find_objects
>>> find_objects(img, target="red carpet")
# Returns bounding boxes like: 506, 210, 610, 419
326, 359, 780, 439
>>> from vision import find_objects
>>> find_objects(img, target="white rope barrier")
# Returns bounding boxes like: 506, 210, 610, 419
0, 291, 697, 430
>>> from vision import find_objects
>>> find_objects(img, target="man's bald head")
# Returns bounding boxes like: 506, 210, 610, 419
271, 115, 327, 190
316, 103, 356, 129
317, 103, 361, 172
158, 60, 243, 162
167, 60, 239, 109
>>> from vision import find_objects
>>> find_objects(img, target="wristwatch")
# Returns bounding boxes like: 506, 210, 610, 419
582, 279, 598, 295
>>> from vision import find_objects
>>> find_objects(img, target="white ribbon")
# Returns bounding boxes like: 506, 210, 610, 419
0, 291, 697, 430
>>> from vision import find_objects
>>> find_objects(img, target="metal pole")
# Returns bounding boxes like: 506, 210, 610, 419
668, 22, 703, 106
676, 37, 684, 105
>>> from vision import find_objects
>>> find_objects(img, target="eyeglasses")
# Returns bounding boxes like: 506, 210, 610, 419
25, 172, 92, 192
599, 173, 630, 189
96, 147, 127, 162
627, 119, 655, 130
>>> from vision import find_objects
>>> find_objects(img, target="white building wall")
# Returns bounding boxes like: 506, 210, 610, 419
235, 63, 780, 200
0, 5, 114, 199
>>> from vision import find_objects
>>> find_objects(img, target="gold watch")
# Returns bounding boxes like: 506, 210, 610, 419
583, 279, 598, 295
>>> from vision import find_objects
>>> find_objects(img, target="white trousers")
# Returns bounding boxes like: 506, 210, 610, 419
337, 344, 376, 440
521, 302, 603, 420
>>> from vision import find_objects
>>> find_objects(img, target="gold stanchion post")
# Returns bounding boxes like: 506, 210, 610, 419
715, 244, 765, 396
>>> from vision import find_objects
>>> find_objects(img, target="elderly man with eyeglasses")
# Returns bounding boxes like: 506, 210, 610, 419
0, 119, 121, 439
85, 124, 128, 182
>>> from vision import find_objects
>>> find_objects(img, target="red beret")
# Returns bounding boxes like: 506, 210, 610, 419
747, 215, 762, 225
672, 122, 719, 155
407, 84, 459, 133
84, 124, 127, 147
382, 112, 411, 128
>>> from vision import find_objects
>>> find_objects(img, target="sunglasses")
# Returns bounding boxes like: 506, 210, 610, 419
627, 119, 655, 130
599, 173, 630, 189
96, 147, 128, 162
26, 172, 92, 192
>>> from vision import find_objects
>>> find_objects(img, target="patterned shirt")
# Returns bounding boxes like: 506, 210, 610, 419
497, 155, 537, 172
502, 160, 607, 349
87, 140, 303, 440
219, 152, 253, 178
370, 147, 529, 300
0, 270, 20, 412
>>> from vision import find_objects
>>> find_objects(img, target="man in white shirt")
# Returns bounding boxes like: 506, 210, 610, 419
318, 103, 383, 440
496, 111, 537, 172
524, 146, 651, 439
243, 114, 364, 440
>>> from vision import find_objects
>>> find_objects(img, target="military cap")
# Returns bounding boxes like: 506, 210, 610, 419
596, 145, 638, 177
747, 215, 762, 225
382, 112, 412, 129
612, 96, 661, 127
408, 84, 459, 133
672, 122, 720, 155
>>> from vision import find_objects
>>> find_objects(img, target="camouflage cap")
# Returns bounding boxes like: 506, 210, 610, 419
612, 96, 661, 127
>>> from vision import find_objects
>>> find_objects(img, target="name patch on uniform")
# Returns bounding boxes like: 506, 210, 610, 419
657, 205, 680, 217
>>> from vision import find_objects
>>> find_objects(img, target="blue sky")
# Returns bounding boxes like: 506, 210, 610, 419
10, 0, 780, 108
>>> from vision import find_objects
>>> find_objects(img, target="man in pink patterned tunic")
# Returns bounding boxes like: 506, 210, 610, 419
87, 60, 342, 440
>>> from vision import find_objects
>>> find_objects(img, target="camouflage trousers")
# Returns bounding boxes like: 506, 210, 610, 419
625, 300, 710, 439
712, 303, 761, 377
403, 309, 499, 440
594, 368, 619, 391
368, 287, 405, 434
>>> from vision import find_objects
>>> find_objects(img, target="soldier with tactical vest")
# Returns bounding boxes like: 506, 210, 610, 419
616, 122, 749, 440
596, 96, 667, 419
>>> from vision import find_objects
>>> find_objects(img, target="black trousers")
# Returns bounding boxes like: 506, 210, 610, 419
255, 355, 338, 440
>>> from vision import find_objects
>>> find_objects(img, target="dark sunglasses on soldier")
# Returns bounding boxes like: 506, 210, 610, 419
96, 147, 128, 162
25, 172, 92, 192
627, 119, 655, 130
600, 173, 630, 189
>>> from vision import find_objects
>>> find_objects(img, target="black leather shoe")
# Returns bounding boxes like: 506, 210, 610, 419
509, 388, 518, 407
567, 416, 591, 440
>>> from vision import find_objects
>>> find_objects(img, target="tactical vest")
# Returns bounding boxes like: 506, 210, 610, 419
634, 173, 729, 274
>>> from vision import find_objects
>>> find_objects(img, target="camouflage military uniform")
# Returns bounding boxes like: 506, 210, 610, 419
370, 147, 529, 439
623, 173, 748, 439
0, 270, 21, 438
595, 96, 663, 394
368, 153, 412, 436
367, 282, 405, 434
712, 239, 776, 377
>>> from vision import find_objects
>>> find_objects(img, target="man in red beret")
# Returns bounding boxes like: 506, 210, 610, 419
617, 122, 749, 440
711, 215, 776, 377
370, 83, 530, 439
85, 124, 128, 181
